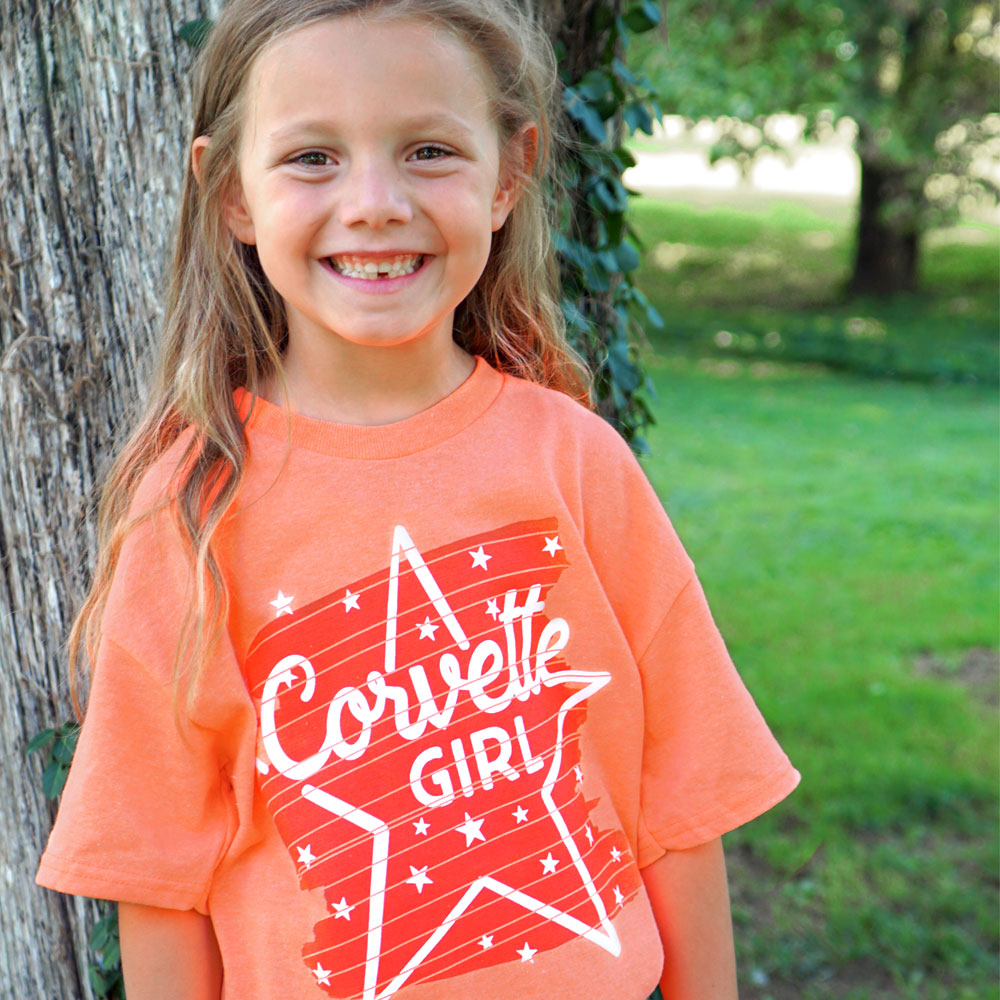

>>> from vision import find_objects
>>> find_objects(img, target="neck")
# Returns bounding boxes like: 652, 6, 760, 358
269, 324, 476, 427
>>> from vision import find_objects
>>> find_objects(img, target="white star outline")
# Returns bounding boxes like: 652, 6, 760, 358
277, 523, 620, 1000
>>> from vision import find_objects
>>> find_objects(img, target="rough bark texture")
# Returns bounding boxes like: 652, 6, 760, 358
0, 1, 209, 994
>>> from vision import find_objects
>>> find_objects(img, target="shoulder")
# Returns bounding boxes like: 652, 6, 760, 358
496, 369, 683, 553
497, 374, 695, 649
129, 426, 199, 520
497, 372, 635, 463
102, 428, 199, 643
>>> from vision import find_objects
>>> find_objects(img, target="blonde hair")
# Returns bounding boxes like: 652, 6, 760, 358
70, 0, 591, 709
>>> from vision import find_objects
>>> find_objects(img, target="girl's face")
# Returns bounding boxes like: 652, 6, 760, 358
223, 16, 520, 362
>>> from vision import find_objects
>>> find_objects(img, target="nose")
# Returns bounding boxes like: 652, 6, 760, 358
336, 156, 413, 229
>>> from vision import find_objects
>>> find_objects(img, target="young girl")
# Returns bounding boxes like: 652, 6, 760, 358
36, 1, 799, 997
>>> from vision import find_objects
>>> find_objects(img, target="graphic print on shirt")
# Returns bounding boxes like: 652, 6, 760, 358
244, 518, 641, 999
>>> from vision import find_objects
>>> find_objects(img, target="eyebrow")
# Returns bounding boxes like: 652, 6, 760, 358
266, 112, 480, 146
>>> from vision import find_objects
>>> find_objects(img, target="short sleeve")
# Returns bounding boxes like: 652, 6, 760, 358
35, 635, 237, 912
636, 574, 800, 864
36, 487, 256, 913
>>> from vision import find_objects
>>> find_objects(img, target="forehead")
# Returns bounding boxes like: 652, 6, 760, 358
245, 16, 497, 140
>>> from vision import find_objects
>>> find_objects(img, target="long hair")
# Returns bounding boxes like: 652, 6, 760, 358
69, 0, 590, 709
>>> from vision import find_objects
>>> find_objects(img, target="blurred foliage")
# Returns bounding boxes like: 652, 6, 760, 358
635, 1, 1000, 289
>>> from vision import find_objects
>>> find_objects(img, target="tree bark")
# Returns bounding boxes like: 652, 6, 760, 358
535, 0, 629, 426
0, 1, 207, 995
850, 150, 921, 296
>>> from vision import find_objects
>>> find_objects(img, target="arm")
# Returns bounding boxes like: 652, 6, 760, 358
640, 837, 738, 1000
119, 902, 223, 1000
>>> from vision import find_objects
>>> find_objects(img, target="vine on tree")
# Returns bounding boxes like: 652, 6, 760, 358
555, 0, 665, 453
28, 724, 124, 998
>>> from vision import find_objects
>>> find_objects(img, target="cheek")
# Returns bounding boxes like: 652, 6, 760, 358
259, 186, 326, 239
434, 184, 498, 257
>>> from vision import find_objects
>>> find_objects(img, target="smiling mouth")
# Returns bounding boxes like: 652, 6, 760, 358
327, 253, 425, 279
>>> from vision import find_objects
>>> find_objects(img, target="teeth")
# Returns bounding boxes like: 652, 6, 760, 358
329, 254, 423, 279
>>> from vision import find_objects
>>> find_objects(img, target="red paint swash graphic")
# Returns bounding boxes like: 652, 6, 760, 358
244, 518, 640, 998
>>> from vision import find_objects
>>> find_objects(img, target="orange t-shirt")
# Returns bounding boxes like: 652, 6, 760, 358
37, 358, 799, 999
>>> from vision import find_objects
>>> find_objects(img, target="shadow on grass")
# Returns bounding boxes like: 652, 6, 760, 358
630, 198, 999, 385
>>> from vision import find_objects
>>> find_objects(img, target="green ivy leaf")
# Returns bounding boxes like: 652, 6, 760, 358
611, 146, 636, 170
598, 249, 620, 272
616, 241, 641, 272
52, 730, 78, 765
623, 0, 662, 33
612, 57, 639, 86
576, 69, 614, 103
623, 101, 655, 135
102, 937, 121, 970
562, 87, 608, 143
41, 759, 65, 800
177, 19, 213, 50
25, 728, 56, 755
88, 965, 109, 996
607, 338, 642, 394
90, 913, 113, 952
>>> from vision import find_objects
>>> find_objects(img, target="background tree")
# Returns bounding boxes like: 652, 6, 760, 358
0, 0, 661, 995
637, 0, 1000, 295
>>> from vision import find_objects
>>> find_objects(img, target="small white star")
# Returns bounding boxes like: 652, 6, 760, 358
540, 852, 559, 875
456, 812, 486, 847
613, 885, 625, 907
542, 536, 563, 556
342, 589, 360, 612
331, 897, 353, 920
406, 865, 433, 894
296, 844, 317, 868
584, 825, 594, 845
270, 590, 294, 617
485, 597, 501, 620
416, 616, 439, 640
469, 546, 492, 570
573, 764, 583, 783
610, 845, 622, 863
512, 805, 529, 824
479, 934, 494, 949
413, 816, 430, 836
312, 962, 332, 986
517, 942, 537, 963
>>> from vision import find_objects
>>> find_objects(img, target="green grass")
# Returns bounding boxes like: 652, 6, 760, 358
630, 198, 999, 384
630, 196, 999, 998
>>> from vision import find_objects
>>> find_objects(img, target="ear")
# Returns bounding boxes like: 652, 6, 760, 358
491, 123, 539, 233
191, 134, 257, 245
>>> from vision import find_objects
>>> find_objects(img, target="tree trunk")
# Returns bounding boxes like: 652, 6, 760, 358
849, 152, 921, 296
0, 1, 206, 995
535, 0, 628, 427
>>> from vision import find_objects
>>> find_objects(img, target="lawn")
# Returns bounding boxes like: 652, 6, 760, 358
631, 196, 998, 384
630, 195, 999, 999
